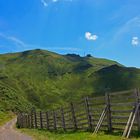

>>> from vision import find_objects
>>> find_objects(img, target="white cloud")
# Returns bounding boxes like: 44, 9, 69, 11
85, 32, 98, 41
132, 37, 139, 46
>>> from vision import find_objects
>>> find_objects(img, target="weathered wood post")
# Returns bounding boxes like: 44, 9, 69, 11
135, 88, 140, 132
40, 111, 43, 129
46, 111, 49, 130
33, 108, 37, 129
25, 114, 28, 128
105, 92, 112, 132
17, 113, 22, 128
27, 114, 30, 128
85, 97, 93, 131
70, 102, 77, 130
53, 110, 57, 130
23, 114, 26, 128
30, 110, 34, 128
61, 107, 66, 131
21, 113, 24, 128
17, 114, 19, 127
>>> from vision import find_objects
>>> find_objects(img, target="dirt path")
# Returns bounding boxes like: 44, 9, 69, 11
0, 118, 32, 140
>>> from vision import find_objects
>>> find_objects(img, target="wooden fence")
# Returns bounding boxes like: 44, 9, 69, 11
17, 88, 140, 137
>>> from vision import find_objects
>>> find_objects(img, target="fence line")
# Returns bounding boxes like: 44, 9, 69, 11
17, 88, 140, 137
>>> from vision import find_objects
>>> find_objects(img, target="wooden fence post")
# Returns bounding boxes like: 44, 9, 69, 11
17, 113, 22, 128
46, 111, 49, 130
24, 114, 27, 128
21, 113, 24, 128
61, 107, 66, 131
135, 88, 140, 132
105, 92, 112, 132
23, 114, 26, 128
85, 97, 93, 131
40, 111, 43, 129
30, 111, 34, 128
17, 114, 19, 127
53, 110, 57, 130
34, 109, 37, 129
27, 114, 30, 128
70, 102, 77, 130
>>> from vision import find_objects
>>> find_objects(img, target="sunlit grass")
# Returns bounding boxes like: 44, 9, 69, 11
20, 129, 140, 140
19, 129, 140, 140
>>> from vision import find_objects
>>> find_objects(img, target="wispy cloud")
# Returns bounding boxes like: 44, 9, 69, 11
0, 32, 80, 52
104, 16, 140, 48
41, 0, 48, 7
52, 0, 58, 3
8, 36, 26, 47
0, 33, 26, 48
66, 0, 72, 1
40, 0, 72, 7
113, 17, 140, 41
46, 47, 80, 51
85, 32, 98, 41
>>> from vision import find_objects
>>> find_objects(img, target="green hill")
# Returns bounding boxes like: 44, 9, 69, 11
0, 49, 140, 111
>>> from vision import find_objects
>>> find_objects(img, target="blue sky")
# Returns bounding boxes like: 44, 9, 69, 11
0, 0, 140, 67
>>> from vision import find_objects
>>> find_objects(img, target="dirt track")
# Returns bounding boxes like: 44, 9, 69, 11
0, 118, 32, 140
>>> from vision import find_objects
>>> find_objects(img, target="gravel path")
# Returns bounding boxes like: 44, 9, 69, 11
0, 118, 32, 140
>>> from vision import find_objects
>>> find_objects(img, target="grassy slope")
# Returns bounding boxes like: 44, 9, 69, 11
0, 111, 15, 126
20, 129, 140, 140
0, 49, 140, 111
0, 83, 33, 112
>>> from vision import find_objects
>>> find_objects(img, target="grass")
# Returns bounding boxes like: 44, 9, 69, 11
19, 129, 140, 140
0, 111, 15, 126
19, 129, 119, 140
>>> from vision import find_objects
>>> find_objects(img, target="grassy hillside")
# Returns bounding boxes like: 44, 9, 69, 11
0, 49, 140, 111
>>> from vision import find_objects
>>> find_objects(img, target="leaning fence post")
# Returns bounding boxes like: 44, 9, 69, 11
105, 92, 112, 132
85, 97, 93, 131
135, 88, 140, 132
70, 102, 77, 130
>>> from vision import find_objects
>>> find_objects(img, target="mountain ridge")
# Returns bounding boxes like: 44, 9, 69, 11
0, 49, 140, 112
